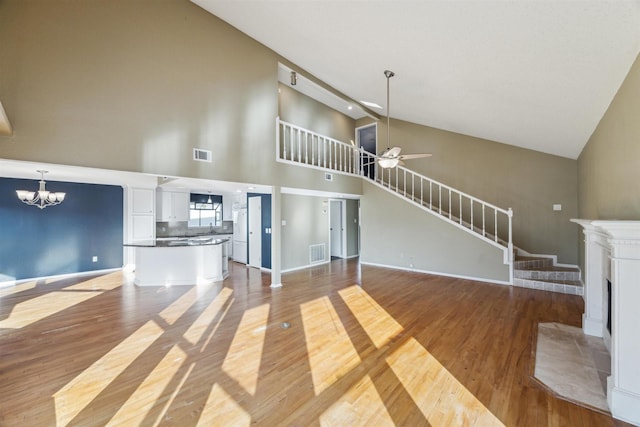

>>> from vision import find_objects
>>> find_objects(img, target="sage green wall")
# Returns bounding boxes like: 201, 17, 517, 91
278, 83, 356, 145
360, 181, 510, 283
281, 194, 329, 271
356, 117, 579, 264
578, 53, 640, 220
0, 0, 361, 195
280, 195, 359, 270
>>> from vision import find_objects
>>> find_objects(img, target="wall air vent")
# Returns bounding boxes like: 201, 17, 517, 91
193, 148, 212, 163
309, 243, 326, 264
324, 173, 333, 181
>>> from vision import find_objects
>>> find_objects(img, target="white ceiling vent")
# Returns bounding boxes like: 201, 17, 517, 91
193, 148, 212, 163
324, 173, 333, 181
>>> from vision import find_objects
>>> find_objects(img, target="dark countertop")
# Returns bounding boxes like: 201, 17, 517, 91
124, 236, 230, 248
155, 232, 233, 239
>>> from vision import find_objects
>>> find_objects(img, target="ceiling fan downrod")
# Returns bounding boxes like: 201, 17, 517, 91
384, 70, 395, 148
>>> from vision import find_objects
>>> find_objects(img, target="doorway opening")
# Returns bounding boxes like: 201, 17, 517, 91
356, 123, 377, 180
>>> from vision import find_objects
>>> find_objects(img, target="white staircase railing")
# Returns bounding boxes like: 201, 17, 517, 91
276, 117, 514, 276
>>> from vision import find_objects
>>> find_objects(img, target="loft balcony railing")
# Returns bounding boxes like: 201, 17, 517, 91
276, 117, 514, 278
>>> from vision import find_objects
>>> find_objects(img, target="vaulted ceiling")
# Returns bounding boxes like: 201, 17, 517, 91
193, 0, 640, 159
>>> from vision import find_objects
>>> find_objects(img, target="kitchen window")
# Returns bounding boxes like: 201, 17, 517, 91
188, 194, 222, 228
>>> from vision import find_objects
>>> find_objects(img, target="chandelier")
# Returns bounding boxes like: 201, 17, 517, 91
16, 170, 66, 209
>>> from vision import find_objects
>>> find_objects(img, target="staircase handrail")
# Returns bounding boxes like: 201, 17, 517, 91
276, 117, 514, 276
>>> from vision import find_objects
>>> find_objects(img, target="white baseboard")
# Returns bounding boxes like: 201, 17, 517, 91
359, 261, 511, 286
0, 274, 16, 289
608, 383, 640, 426
582, 314, 604, 337
1, 268, 122, 289
282, 260, 331, 273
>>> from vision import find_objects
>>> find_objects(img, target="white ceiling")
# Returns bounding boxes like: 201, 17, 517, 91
278, 63, 371, 120
193, 0, 640, 159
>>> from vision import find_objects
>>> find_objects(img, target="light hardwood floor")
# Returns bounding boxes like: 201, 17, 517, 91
0, 259, 631, 426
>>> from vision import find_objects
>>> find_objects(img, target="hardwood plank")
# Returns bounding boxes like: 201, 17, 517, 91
0, 261, 633, 426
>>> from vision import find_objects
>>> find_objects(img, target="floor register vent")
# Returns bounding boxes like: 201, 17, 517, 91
193, 148, 212, 162
309, 244, 325, 264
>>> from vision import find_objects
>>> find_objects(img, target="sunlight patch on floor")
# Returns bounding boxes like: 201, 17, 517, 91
158, 287, 200, 325
151, 362, 195, 427
183, 287, 232, 345
386, 337, 504, 427
0, 291, 101, 329
201, 296, 235, 352
301, 296, 361, 395
338, 285, 403, 348
106, 345, 186, 426
320, 374, 394, 427
53, 320, 165, 427
221, 303, 270, 396
197, 383, 251, 427
65, 274, 122, 291
0, 280, 36, 298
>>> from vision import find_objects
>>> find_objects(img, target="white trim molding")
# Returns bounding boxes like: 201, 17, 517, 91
572, 219, 640, 425
359, 261, 512, 287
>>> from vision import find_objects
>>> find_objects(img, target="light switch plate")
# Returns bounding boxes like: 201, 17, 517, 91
553, 204, 562, 211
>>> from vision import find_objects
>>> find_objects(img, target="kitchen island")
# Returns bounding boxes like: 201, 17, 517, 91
124, 237, 229, 286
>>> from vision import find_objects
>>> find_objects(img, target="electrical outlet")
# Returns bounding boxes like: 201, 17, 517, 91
92, 256, 98, 263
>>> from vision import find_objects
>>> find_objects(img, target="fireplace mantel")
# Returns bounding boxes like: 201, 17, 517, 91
572, 219, 640, 425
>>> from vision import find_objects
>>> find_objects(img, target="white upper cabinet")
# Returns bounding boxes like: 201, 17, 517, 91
131, 188, 155, 214
157, 190, 189, 222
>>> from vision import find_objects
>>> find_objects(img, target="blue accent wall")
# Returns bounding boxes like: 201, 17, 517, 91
0, 177, 123, 281
248, 193, 271, 269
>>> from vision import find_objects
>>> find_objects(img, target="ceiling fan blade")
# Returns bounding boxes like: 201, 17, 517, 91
381, 146, 402, 158
399, 153, 432, 160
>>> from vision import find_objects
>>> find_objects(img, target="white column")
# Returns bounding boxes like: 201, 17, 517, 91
270, 186, 282, 288
571, 219, 608, 337
592, 221, 640, 426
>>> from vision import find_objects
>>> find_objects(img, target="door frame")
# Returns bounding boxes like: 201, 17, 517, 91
248, 196, 262, 268
328, 199, 347, 259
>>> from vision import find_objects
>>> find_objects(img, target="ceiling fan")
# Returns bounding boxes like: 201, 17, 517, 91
378, 70, 432, 169
379, 146, 432, 168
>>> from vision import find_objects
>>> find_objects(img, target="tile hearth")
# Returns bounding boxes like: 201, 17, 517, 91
534, 322, 610, 413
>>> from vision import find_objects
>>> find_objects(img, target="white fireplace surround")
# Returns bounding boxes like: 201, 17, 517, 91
572, 219, 640, 426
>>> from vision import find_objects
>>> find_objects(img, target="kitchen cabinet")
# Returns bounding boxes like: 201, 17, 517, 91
223, 195, 232, 221
131, 188, 154, 214
126, 238, 229, 286
131, 215, 154, 240
124, 186, 156, 268
157, 190, 189, 222
217, 234, 233, 259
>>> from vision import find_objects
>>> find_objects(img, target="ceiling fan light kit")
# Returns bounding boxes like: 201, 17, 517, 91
378, 157, 399, 169
377, 70, 432, 169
